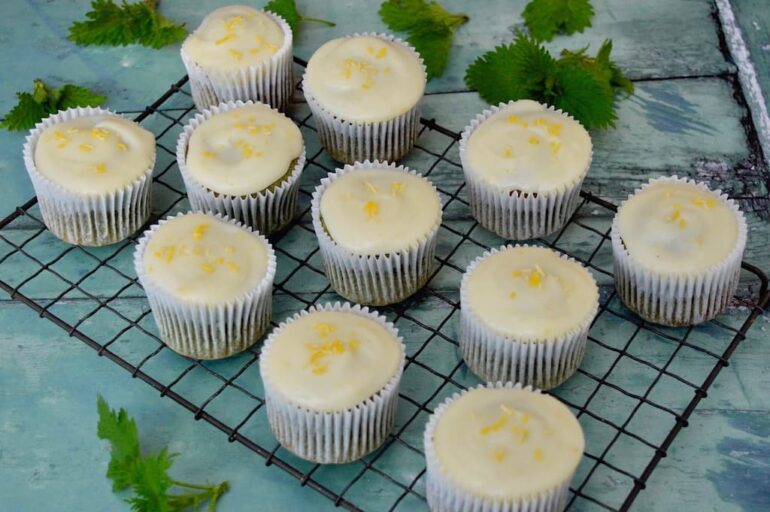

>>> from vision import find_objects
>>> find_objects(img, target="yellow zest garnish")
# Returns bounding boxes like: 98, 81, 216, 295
192, 224, 210, 240
57, 142, 68, 149
533, 118, 546, 126
79, 143, 94, 152
226, 261, 239, 273
200, 263, 215, 274
361, 82, 371, 90
512, 270, 522, 278
263, 43, 279, 53
116, 142, 128, 151
202, 150, 216, 159
249, 47, 260, 54
384, 66, 391, 73
666, 203, 682, 223
507, 115, 521, 124
509, 291, 517, 300
493, 449, 506, 463
528, 135, 540, 145
376, 46, 387, 59
521, 413, 530, 423
214, 257, 225, 265
348, 339, 359, 350
311, 365, 328, 375
91, 127, 109, 140
678, 218, 686, 229
225, 15, 244, 31
363, 200, 380, 218
94, 163, 107, 174
500, 404, 514, 416
534, 448, 544, 462
313, 322, 337, 338
528, 266, 545, 288
511, 426, 529, 444
692, 197, 717, 208
547, 123, 562, 136
480, 414, 508, 435
363, 181, 378, 194
155, 246, 175, 263
331, 339, 345, 353
391, 181, 406, 196
224, 246, 235, 255
54, 131, 67, 141
229, 48, 243, 60
504, 145, 513, 158
549, 141, 561, 154
216, 33, 236, 46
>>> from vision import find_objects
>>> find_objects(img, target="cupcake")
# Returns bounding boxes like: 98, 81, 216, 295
177, 100, 306, 235
134, 212, 276, 359
303, 33, 426, 163
260, 302, 405, 463
22, 107, 155, 246
460, 245, 598, 389
612, 176, 747, 326
424, 383, 584, 512
181, 5, 293, 111
459, 100, 592, 240
311, 161, 442, 305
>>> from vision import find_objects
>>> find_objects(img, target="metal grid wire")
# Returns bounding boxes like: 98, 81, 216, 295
1, 61, 769, 512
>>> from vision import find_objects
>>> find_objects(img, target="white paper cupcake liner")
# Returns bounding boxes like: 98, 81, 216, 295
134, 212, 276, 360
311, 161, 442, 306
176, 100, 306, 235
181, 11, 293, 112
459, 245, 598, 390
22, 107, 155, 246
302, 33, 426, 164
459, 102, 593, 240
611, 176, 748, 326
259, 302, 405, 463
424, 382, 573, 512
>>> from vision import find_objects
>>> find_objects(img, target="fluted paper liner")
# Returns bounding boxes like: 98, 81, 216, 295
134, 212, 276, 360
460, 245, 598, 389
260, 302, 405, 463
424, 382, 575, 512
459, 101, 593, 240
176, 100, 306, 235
181, 10, 293, 112
22, 107, 155, 247
302, 33, 426, 163
611, 175, 747, 326
311, 160, 442, 305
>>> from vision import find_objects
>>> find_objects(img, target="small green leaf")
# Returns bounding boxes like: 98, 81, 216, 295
97, 395, 142, 491
265, 0, 335, 33
125, 448, 175, 512
522, 0, 594, 42
57, 85, 108, 110
0, 93, 49, 131
379, 0, 469, 79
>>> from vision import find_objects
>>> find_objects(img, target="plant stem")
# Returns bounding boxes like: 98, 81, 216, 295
299, 15, 336, 27
144, 0, 159, 11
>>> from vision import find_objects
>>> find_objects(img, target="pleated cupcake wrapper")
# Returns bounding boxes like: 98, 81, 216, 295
424, 382, 574, 512
459, 101, 593, 240
177, 100, 307, 235
259, 302, 405, 464
311, 161, 442, 306
23, 106, 155, 246
459, 245, 598, 390
302, 33, 426, 164
134, 212, 276, 360
611, 175, 747, 326
181, 11, 293, 112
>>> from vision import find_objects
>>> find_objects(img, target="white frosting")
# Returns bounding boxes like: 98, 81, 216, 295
433, 387, 584, 499
33, 114, 154, 194
465, 100, 592, 193
465, 246, 598, 340
186, 103, 303, 195
142, 213, 269, 304
182, 5, 285, 70
319, 168, 441, 255
617, 181, 739, 273
263, 310, 402, 411
304, 35, 426, 122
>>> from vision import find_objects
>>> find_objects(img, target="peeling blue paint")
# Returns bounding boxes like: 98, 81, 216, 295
631, 83, 717, 135
709, 436, 770, 511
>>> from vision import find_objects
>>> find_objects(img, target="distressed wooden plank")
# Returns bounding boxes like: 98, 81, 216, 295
731, 0, 770, 114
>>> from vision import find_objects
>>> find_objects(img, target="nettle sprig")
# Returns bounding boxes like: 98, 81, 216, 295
465, 35, 633, 130
523, 0, 595, 41
265, 0, 335, 32
97, 396, 229, 512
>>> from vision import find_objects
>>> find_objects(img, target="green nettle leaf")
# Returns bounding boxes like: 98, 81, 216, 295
264, 0, 335, 33
465, 34, 633, 129
522, 0, 594, 42
379, 0, 469, 79
68, 0, 186, 49
96, 395, 230, 512
0, 80, 107, 132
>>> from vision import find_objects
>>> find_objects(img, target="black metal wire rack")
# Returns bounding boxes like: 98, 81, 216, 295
1, 60, 768, 512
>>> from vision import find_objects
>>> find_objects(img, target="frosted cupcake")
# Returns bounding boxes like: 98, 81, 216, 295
460, 245, 598, 389
303, 33, 426, 163
260, 302, 405, 463
311, 161, 442, 305
425, 383, 584, 512
460, 100, 592, 240
23, 107, 155, 246
612, 176, 747, 326
134, 212, 276, 359
177, 100, 306, 235
181, 5, 293, 111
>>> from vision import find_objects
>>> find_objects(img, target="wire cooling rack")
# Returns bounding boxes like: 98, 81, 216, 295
1, 60, 769, 512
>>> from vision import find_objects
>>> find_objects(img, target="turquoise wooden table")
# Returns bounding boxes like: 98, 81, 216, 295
2, 1, 770, 510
